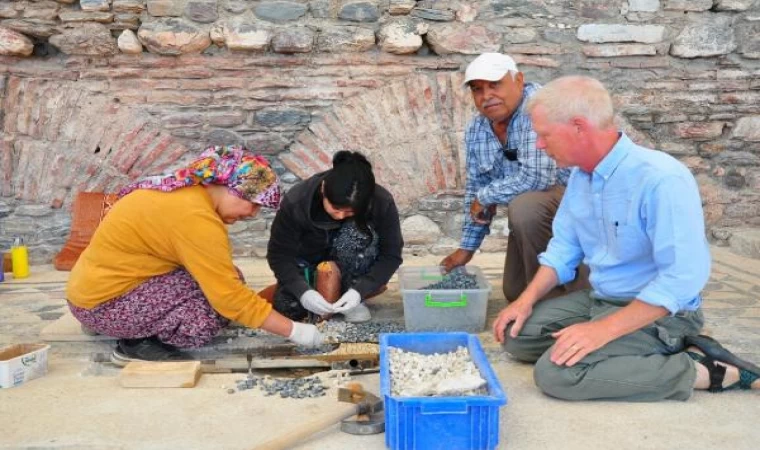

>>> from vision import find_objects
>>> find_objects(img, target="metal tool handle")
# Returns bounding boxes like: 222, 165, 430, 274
252, 402, 359, 450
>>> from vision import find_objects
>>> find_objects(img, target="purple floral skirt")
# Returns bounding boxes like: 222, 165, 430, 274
68, 268, 230, 348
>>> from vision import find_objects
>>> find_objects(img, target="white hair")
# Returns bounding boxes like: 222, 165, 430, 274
526, 76, 614, 128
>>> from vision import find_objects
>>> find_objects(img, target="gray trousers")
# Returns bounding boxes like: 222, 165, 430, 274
503, 290, 704, 402
503, 186, 590, 302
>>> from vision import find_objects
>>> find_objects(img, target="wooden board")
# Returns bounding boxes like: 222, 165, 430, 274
297, 343, 380, 363
119, 361, 202, 388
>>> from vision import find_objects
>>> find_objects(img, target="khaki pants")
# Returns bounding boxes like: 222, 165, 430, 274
503, 186, 590, 302
503, 290, 704, 402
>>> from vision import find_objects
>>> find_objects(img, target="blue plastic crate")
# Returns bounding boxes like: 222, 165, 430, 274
380, 333, 507, 450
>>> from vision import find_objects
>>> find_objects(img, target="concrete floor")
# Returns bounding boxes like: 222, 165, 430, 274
1, 248, 759, 449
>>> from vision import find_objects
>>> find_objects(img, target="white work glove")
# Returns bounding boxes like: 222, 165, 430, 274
299, 289, 334, 316
288, 322, 324, 347
333, 288, 361, 313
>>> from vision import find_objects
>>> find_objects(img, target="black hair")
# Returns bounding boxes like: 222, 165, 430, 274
322, 151, 375, 233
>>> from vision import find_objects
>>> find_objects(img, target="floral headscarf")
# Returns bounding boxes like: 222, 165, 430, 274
118, 145, 281, 209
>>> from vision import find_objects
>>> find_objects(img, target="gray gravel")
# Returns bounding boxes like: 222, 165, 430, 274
235, 374, 327, 398
421, 269, 479, 290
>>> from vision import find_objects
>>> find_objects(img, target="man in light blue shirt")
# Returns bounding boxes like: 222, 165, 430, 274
439, 53, 586, 302
493, 76, 760, 401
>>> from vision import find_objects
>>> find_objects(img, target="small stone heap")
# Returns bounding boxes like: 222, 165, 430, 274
320, 319, 406, 343
234, 374, 327, 398
421, 270, 479, 290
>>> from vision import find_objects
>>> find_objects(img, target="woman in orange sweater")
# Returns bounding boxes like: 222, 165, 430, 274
66, 146, 323, 365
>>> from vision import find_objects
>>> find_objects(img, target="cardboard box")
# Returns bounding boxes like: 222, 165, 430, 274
0, 343, 50, 388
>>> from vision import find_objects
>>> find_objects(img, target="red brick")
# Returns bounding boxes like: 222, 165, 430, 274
129, 134, 175, 176
118, 128, 159, 173
147, 90, 212, 105
583, 44, 657, 57
512, 55, 560, 68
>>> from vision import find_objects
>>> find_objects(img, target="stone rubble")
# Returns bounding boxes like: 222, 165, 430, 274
319, 319, 406, 343
235, 373, 327, 398
421, 269, 479, 290
389, 346, 487, 397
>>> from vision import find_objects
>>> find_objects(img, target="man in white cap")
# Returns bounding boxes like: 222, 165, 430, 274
440, 53, 588, 302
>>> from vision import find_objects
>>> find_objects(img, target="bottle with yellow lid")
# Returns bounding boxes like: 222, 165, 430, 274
11, 237, 29, 279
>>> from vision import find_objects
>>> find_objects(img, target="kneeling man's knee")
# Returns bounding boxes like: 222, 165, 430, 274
501, 324, 541, 362
533, 353, 581, 400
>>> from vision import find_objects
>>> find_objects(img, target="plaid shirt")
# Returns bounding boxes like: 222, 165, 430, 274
460, 82, 571, 251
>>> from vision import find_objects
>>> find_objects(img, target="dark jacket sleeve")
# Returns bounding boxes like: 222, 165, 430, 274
267, 195, 310, 300
353, 193, 404, 298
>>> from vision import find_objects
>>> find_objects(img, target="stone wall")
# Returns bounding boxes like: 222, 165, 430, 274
1, 0, 760, 263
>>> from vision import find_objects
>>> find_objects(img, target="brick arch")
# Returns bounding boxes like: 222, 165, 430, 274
1, 77, 188, 208
279, 73, 476, 210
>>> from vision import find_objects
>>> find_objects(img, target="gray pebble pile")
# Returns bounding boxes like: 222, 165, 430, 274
234, 374, 327, 398
321, 320, 405, 343
421, 271, 479, 290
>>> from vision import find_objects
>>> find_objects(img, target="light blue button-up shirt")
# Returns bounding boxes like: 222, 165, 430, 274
538, 133, 710, 314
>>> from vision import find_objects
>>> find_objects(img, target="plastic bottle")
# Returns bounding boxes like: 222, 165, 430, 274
11, 237, 29, 279
0, 253, 4, 282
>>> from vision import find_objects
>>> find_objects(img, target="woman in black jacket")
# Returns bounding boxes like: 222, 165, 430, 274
266, 151, 403, 323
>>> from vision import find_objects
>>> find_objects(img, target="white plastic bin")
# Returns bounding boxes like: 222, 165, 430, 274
398, 266, 491, 332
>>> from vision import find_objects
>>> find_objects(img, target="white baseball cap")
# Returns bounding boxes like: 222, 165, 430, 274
462, 53, 519, 88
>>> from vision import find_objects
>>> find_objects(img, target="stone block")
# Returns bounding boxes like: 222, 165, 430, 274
379, 19, 424, 55
118, 29, 143, 54
732, 116, 760, 141
389, 0, 415, 15
663, 0, 712, 10
627, 0, 660, 12
49, 23, 118, 56
23, 1, 60, 20
317, 26, 375, 52
577, 24, 666, 44
0, 4, 22, 19
0, 26, 34, 56
112, 13, 141, 30
113, 0, 147, 13
671, 16, 736, 58
715, 0, 755, 11
138, 18, 212, 55
207, 111, 245, 127
339, 1, 380, 22
222, 0, 249, 14
185, 1, 218, 24
1, 19, 57, 38
410, 7, 455, 21
271, 27, 315, 53
254, 1, 308, 22
502, 27, 537, 44
575, 0, 620, 18
427, 23, 500, 55
309, 0, 332, 18
210, 19, 271, 51
254, 108, 311, 128
80, 0, 112, 12
148, 0, 185, 17
739, 23, 760, 59
673, 122, 725, 140
58, 11, 115, 23
583, 44, 657, 57
402, 215, 442, 245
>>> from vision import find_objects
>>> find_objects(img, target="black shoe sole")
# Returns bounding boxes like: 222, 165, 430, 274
685, 335, 760, 375
110, 349, 138, 367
